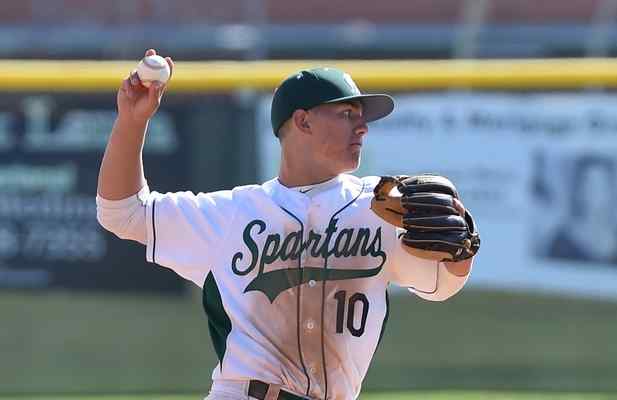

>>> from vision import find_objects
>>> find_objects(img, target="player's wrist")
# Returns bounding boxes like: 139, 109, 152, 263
443, 258, 473, 276
115, 113, 150, 133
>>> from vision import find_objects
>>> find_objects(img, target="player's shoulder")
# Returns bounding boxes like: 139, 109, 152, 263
153, 183, 263, 203
341, 174, 381, 192
196, 183, 269, 211
358, 175, 382, 190
228, 181, 279, 201
226, 183, 268, 201
229, 183, 263, 193
337, 174, 381, 199
189, 179, 278, 203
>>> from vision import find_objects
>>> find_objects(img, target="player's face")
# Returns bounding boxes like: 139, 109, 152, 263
308, 101, 368, 174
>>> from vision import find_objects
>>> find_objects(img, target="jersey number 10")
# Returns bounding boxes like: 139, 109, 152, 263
334, 290, 369, 337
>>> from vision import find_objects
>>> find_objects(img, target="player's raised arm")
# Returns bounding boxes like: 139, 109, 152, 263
97, 49, 173, 200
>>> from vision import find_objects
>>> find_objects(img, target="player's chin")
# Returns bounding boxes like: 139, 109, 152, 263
342, 154, 362, 173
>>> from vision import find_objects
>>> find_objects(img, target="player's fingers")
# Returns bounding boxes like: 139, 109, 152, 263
165, 57, 174, 79
158, 81, 168, 97
128, 70, 140, 85
120, 78, 134, 100
148, 81, 163, 103
145, 48, 156, 57
129, 70, 141, 87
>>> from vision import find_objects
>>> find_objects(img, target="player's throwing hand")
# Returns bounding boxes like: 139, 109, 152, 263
117, 48, 174, 124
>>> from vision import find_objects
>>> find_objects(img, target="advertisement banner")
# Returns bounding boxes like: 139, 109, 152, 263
0, 94, 186, 293
257, 92, 617, 300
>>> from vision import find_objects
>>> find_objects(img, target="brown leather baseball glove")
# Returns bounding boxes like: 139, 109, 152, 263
370, 174, 480, 262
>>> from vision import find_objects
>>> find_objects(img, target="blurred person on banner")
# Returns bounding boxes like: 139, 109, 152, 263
547, 154, 617, 265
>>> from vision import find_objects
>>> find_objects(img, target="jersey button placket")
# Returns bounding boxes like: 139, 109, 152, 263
299, 304, 323, 393
300, 202, 326, 397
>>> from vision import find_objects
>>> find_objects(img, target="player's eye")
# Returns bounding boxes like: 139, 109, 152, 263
342, 110, 352, 119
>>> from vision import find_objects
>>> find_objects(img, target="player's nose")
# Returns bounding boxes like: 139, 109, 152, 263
355, 121, 368, 137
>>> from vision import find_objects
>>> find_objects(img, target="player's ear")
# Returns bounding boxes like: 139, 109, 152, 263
292, 109, 311, 134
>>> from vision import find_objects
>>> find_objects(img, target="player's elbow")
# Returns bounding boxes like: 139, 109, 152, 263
412, 282, 464, 302
411, 260, 472, 302
96, 205, 132, 240
95, 195, 147, 244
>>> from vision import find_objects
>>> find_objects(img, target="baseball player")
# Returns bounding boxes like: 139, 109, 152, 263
96, 49, 480, 400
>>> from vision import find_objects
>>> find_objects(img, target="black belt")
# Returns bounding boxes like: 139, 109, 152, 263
248, 380, 307, 400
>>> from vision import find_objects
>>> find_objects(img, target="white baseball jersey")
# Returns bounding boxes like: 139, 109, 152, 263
96, 173, 472, 400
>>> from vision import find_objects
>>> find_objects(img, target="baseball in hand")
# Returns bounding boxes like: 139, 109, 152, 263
136, 55, 170, 88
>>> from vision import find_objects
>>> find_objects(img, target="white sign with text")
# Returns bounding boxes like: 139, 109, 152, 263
257, 93, 617, 300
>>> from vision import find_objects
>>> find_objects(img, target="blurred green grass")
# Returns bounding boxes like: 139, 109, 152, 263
1, 392, 616, 400
1, 287, 616, 395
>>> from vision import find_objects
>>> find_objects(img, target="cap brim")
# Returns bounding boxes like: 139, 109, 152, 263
324, 94, 395, 123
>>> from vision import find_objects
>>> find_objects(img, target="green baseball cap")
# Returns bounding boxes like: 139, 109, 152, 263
271, 67, 395, 136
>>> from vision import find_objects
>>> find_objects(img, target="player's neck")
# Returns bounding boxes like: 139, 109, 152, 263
278, 165, 339, 188
278, 150, 339, 188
